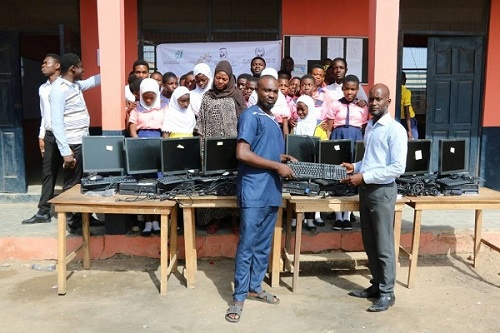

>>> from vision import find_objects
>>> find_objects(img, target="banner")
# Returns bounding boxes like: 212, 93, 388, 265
156, 40, 282, 78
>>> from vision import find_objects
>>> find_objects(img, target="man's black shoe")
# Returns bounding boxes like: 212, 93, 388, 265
348, 286, 380, 298
22, 214, 51, 224
367, 294, 395, 312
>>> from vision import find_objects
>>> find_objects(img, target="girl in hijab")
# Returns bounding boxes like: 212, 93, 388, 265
162, 86, 195, 138
196, 60, 246, 233
189, 63, 213, 117
128, 78, 166, 138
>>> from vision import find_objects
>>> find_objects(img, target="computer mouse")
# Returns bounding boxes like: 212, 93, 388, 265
88, 174, 103, 181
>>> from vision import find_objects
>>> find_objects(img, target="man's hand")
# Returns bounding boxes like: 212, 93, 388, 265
38, 138, 45, 157
341, 173, 363, 187
342, 162, 355, 174
276, 163, 295, 179
63, 155, 76, 169
281, 154, 298, 163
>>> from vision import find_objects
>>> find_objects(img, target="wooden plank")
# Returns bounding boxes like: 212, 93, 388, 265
284, 251, 368, 262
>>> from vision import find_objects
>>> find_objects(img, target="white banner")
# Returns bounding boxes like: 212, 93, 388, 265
156, 40, 282, 78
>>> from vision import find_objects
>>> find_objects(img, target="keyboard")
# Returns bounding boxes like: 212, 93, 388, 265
157, 175, 191, 185
81, 175, 136, 192
435, 176, 475, 187
287, 162, 347, 180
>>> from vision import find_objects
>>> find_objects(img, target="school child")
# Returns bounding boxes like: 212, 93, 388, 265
190, 63, 213, 117
278, 77, 295, 135
291, 95, 326, 230
150, 71, 163, 90
128, 78, 167, 236
243, 76, 258, 107
325, 75, 368, 231
161, 72, 178, 105
289, 76, 301, 99
162, 86, 195, 138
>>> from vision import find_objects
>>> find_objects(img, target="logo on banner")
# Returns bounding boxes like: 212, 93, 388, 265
255, 47, 265, 57
219, 47, 228, 59
175, 50, 183, 59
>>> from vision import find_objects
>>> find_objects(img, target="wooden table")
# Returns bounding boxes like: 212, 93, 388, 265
404, 187, 500, 288
285, 195, 408, 292
176, 194, 290, 289
49, 185, 178, 296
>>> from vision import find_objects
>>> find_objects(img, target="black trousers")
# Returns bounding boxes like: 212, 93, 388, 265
358, 181, 397, 294
37, 131, 83, 216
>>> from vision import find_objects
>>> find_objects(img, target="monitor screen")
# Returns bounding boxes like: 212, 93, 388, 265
318, 139, 352, 165
124, 138, 161, 175
438, 139, 467, 176
404, 139, 431, 176
353, 140, 365, 163
161, 137, 202, 175
82, 136, 125, 174
203, 137, 238, 175
285, 134, 319, 163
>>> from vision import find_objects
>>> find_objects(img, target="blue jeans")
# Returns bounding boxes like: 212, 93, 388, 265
401, 118, 419, 139
233, 206, 279, 302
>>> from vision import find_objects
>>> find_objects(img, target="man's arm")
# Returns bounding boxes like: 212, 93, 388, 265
78, 74, 101, 91
50, 84, 74, 168
236, 140, 294, 178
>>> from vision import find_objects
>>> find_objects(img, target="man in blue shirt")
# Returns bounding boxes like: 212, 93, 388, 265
341, 83, 407, 312
225, 75, 296, 323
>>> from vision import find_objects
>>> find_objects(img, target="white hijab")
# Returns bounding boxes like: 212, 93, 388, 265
162, 86, 196, 134
294, 95, 318, 136
190, 62, 213, 116
139, 78, 161, 110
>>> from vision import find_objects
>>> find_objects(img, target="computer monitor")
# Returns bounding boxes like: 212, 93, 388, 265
285, 134, 319, 163
318, 139, 352, 165
353, 140, 365, 163
124, 138, 161, 175
203, 137, 238, 175
438, 138, 467, 176
403, 139, 431, 176
161, 137, 202, 175
82, 136, 125, 174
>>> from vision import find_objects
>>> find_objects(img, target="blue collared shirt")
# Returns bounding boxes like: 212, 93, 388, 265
354, 113, 407, 184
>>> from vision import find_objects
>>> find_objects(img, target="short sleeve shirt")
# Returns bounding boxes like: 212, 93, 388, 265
237, 105, 284, 208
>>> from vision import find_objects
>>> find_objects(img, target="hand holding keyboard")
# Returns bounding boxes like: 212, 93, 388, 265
287, 161, 347, 180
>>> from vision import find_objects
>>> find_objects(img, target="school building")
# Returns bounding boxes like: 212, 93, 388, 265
1, 0, 499, 193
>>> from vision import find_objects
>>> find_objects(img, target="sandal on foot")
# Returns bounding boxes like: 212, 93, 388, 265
247, 291, 280, 305
206, 221, 219, 234
225, 304, 243, 323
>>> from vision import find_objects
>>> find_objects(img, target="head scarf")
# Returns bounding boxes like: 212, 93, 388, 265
207, 60, 246, 115
163, 86, 196, 134
294, 95, 318, 136
139, 78, 161, 110
190, 62, 213, 116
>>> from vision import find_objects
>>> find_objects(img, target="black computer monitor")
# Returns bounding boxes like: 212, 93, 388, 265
82, 136, 125, 174
203, 137, 238, 175
161, 137, 202, 175
438, 139, 467, 176
285, 134, 319, 163
124, 138, 161, 175
404, 139, 431, 176
353, 140, 365, 163
318, 139, 352, 165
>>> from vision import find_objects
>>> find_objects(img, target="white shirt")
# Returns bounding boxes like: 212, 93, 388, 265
38, 79, 54, 139
325, 81, 368, 102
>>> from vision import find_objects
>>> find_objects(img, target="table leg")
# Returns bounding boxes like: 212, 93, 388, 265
473, 209, 483, 268
285, 204, 293, 252
270, 207, 283, 288
170, 206, 178, 271
160, 213, 169, 295
82, 213, 90, 269
393, 210, 403, 264
407, 209, 422, 289
292, 212, 304, 293
57, 212, 67, 295
183, 207, 196, 288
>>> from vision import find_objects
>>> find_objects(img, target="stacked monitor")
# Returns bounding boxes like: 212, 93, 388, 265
161, 137, 202, 175
353, 140, 365, 163
403, 139, 431, 176
203, 137, 238, 175
318, 139, 352, 165
82, 136, 125, 174
285, 134, 319, 162
124, 138, 161, 175
438, 139, 467, 176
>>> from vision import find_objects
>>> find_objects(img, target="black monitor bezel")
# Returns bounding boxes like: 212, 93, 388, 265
160, 137, 202, 175
438, 138, 468, 176
318, 139, 352, 165
203, 137, 238, 175
124, 138, 161, 175
285, 134, 319, 163
403, 139, 432, 176
82, 136, 125, 174
353, 140, 365, 163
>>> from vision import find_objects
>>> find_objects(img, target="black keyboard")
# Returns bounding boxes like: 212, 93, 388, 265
287, 162, 347, 180
435, 176, 475, 187
81, 175, 136, 192
157, 175, 190, 185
